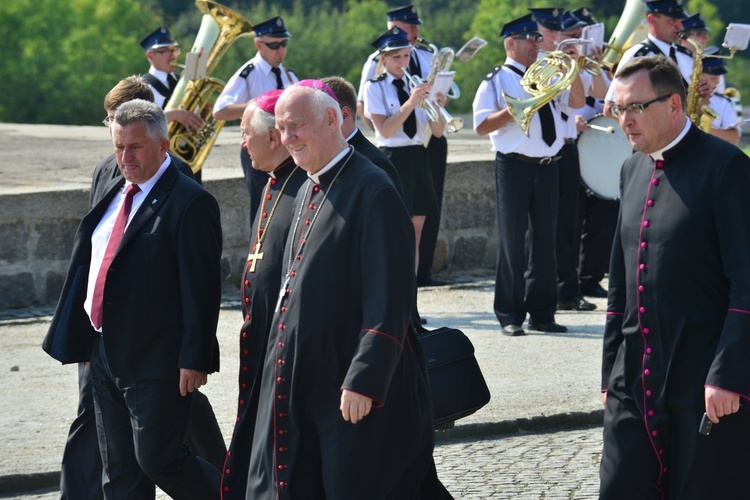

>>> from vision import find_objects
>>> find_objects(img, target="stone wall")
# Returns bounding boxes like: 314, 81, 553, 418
0, 160, 496, 310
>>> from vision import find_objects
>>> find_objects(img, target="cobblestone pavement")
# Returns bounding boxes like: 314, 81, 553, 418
4, 426, 603, 499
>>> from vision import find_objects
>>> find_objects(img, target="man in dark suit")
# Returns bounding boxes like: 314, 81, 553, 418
44, 99, 223, 499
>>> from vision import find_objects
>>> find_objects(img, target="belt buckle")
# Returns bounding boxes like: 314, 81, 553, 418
539, 156, 552, 165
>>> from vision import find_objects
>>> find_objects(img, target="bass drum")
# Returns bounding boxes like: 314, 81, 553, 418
577, 114, 633, 200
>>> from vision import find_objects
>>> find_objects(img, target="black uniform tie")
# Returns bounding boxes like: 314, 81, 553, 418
538, 103, 556, 147
393, 78, 416, 138
271, 67, 284, 90
167, 73, 178, 91
409, 51, 421, 78
669, 45, 678, 64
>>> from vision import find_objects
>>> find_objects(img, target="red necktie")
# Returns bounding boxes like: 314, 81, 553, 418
90, 184, 140, 329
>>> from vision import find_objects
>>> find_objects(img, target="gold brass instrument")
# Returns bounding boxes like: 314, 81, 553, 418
401, 66, 464, 134
680, 33, 720, 132
503, 39, 585, 136
164, 0, 254, 174
602, 0, 647, 72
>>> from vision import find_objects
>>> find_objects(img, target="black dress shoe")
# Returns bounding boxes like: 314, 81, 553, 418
501, 324, 525, 336
557, 297, 597, 311
580, 282, 608, 298
417, 274, 447, 287
528, 319, 568, 333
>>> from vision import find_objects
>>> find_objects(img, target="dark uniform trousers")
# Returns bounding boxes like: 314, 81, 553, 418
555, 141, 584, 302
90, 337, 220, 499
418, 135, 448, 277
577, 189, 618, 288
493, 152, 559, 326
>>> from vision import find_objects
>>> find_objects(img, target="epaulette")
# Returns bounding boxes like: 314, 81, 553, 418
416, 40, 435, 53
632, 42, 658, 58
715, 92, 731, 103
368, 73, 388, 83
484, 66, 503, 81
239, 63, 255, 78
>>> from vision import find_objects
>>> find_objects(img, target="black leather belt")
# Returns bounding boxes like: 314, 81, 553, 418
505, 152, 562, 165
564, 138, 577, 145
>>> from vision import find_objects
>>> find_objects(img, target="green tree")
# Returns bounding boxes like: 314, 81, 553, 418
0, 0, 162, 124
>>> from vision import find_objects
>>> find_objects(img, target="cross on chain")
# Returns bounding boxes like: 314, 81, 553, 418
246, 243, 265, 273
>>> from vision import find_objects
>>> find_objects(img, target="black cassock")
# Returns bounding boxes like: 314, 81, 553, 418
600, 125, 750, 499
220, 158, 307, 500
246, 148, 434, 499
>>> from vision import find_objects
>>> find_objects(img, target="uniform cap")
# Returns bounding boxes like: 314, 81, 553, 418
140, 26, 178, 51
254, 16, 291, 38
387, 5, 422, 25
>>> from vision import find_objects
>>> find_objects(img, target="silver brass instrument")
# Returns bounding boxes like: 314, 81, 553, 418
164, 0, 254, 174
418, 37, 460, 99
401, 66, 464, 135
503, 39, 586, 136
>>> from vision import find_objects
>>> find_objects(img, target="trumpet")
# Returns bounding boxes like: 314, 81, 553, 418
401, 66, 464, 134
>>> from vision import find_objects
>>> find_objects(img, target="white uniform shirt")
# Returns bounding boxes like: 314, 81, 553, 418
364, 73, 431, 147
472, 57, 567, 156
605, 34, 693, 102
214, 52, 298, 113
710, 93, 740, 133
357, 45, 433, 102
147, 67, 177, 109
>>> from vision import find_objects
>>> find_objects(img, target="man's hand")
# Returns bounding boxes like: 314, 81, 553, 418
165, 109, 205, 134
179, 368, 208, 396
705, 386, 741, 424
340, 389, 373, 424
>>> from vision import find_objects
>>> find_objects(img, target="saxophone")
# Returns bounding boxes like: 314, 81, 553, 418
679, 33, 718, 132
164, 1, 254, 174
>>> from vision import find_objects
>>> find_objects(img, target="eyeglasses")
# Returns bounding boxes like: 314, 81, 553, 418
260, 39, 288, 50
512, 34, 544, 43
151, 47, 181, 56
610, 94, 672, 118
102, 116, 113, 127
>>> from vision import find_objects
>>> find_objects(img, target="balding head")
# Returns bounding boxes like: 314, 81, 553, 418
275, 86, 347, 174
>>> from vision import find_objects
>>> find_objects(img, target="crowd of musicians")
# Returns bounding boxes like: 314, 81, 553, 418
42, 0, 750, 498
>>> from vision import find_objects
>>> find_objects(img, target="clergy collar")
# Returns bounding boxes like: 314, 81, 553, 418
650, 118, 692, 161
267, 156, 296, 179
345, 128, 359, 142
307, 146, 352, 185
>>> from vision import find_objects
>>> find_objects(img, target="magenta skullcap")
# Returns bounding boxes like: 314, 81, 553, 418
294, 79, 339, 102
255, 89, 284, 115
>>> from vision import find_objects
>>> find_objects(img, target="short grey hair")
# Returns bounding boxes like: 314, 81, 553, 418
113, 99, 168, 141
247, 102, 277, 135
304, 87, 342, 123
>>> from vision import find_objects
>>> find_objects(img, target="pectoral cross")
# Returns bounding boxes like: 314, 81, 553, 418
246, 243, 264, 273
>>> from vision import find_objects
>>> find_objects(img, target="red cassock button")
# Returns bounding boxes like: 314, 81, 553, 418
644, 369, 650, 376
648, 410, 655, 416
643, 328, 650, 334
639, 307, 646, 313
651, 179, 659, 186
267, 194, 272, 200
646, 390, 652, 396
642, 220, 649, 227
641, 241, 647, 248
225, 468, 231, 474
647, 200, 654, 207
652, 430, 658, 437
639, 264, 646, 270
279, 482, 287, 487
639, 285, 645, 292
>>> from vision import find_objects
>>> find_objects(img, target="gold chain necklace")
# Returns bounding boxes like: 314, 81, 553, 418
284, 149, 353, 276
246, 163, 300, 273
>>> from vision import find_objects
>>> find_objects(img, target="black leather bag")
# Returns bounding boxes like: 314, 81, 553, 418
417, 327, 491, 429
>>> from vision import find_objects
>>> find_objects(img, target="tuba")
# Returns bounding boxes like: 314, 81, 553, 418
504, 39, 585, 136
602, 0, 647, 72
165, 0, 254, 174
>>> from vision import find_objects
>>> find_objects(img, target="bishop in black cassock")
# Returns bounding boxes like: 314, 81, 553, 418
219, 91, 307, 499
246, 82, 433, 499
600, 56, 750, 499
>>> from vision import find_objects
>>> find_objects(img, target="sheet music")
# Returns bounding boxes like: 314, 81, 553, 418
724, 23, 750, 51
455, 37, 487, 62
429, 71, 455, 101
581, 23, 605, 56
